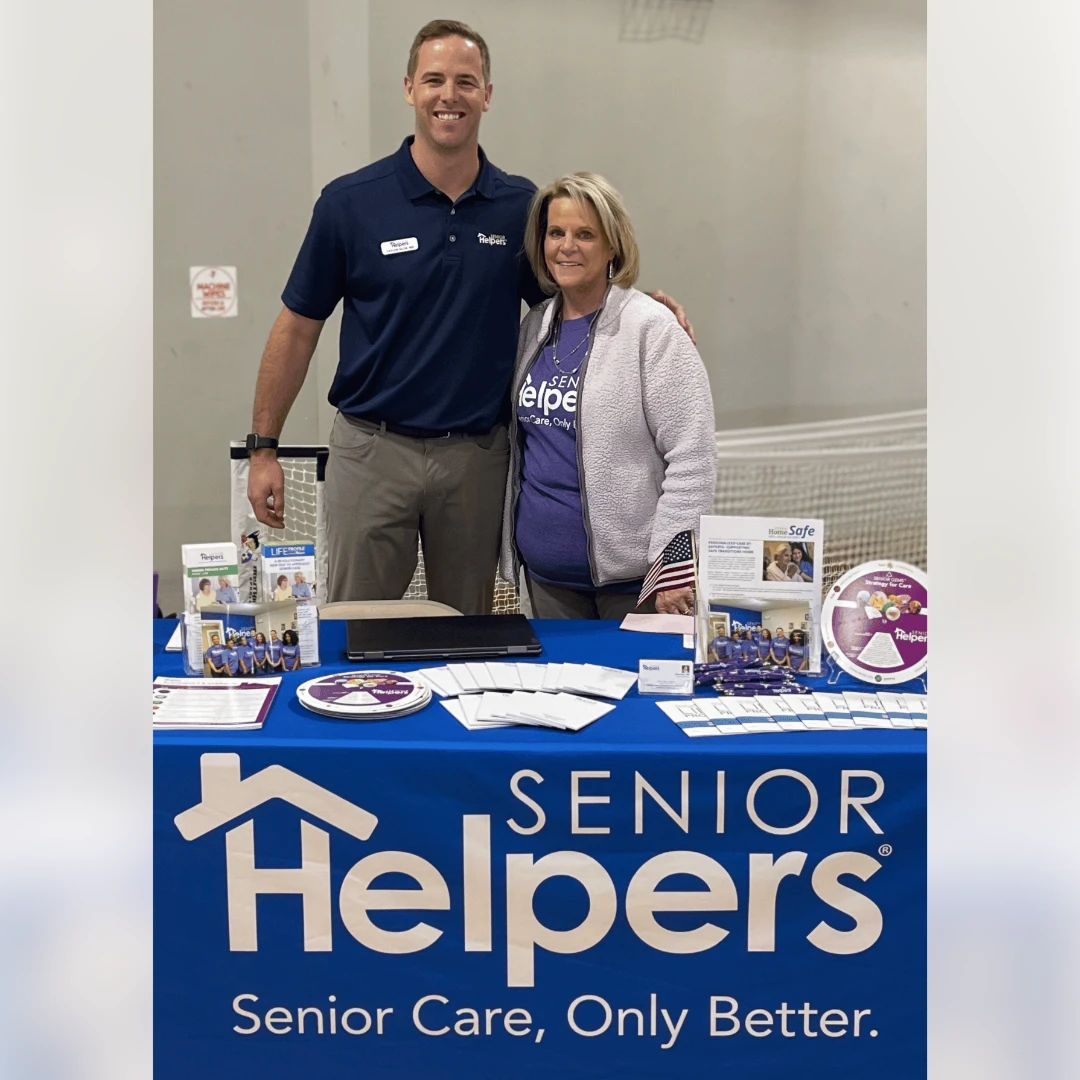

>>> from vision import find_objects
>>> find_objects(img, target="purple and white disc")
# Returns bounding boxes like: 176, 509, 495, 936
823, 561, 927, 685
297, 670, 430, 718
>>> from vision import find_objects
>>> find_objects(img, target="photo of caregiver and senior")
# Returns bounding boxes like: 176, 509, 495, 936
499, 172, 716, 622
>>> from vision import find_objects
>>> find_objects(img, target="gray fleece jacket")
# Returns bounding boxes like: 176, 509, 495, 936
499, 285, 716, 587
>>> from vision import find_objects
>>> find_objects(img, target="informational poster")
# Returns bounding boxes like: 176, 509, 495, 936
190, 265, 238, 317
822, 560, 927, 685
696, 516, 825, 671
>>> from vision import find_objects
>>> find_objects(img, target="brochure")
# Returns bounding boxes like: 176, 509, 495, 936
696, 516, 824, 672
182, 542, 240, 615
181, 599, 318, 677
262, 541, 318, 604
153, 676, 279, 730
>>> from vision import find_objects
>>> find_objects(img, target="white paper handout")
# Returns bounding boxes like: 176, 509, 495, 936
756, 694, 809, 731
440, 698, 512, 730
558, 663, 638, 700
485, 663, 523, 691
465, 662, 499, 691
788, 695, 832, 730
723, 697, 786, 733
447, 663, 481, 693
842, 690, 895, 728
476, 692, 518, 722
811, 691, 856, 729
416, 666, 464, 698
153, 676, 279, 730
903, 693, 928, 729
517, 663, 547, 692
876, 692, 915, 728
656, 700, 723, 737
619, 613, 695, 636
696, 516, 824, 672
516, 692, 616, 732
541, 663, 564, 692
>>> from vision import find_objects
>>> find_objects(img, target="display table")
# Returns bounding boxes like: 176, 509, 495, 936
154, 618, 925, 1079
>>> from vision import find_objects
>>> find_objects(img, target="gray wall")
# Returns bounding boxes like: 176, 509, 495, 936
154, 0, 318, 612
369, 0, 926, 425
154, 0, 925, 612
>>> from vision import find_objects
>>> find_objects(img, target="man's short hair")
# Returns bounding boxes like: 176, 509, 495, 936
524, 172, 641, 296
407, 19, 491, 85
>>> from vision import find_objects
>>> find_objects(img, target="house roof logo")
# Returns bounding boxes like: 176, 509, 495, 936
174, 752, 378, 841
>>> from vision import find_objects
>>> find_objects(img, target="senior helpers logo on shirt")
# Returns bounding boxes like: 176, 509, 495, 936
518, 371, 578, 431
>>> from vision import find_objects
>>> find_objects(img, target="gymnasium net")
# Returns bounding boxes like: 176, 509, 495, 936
229, 409, 925, 609
229, 445, 520, 613
713, 410, 927, 589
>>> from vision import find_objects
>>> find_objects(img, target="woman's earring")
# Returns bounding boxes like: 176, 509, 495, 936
608, 260, 614, 280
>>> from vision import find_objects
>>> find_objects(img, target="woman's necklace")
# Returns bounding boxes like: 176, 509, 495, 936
552, 310, 599, 374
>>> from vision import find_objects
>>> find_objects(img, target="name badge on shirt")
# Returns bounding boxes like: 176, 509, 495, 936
381, 236, 419, 256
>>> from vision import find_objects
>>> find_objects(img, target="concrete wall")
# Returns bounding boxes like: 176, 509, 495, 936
367, 0, 926, 426
307, 0, 372, 439
154, 0, 359, 613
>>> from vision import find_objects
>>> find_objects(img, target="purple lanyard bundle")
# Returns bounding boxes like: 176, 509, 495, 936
694, 658, 806, 696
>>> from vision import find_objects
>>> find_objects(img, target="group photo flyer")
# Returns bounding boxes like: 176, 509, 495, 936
696, 515, 825, 671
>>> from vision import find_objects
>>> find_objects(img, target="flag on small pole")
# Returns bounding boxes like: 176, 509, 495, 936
638, 529, 697, 608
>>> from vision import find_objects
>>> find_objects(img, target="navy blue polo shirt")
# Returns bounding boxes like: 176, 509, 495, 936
282, 136, 546, 431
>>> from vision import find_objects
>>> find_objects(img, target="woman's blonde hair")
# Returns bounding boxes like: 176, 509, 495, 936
524, 172, 640, 295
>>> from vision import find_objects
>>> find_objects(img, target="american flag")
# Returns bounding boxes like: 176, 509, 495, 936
638, 529, 697, 607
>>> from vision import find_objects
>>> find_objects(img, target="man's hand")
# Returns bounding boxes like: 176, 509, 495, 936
248, 451, 285, 529
655, 586, 695, 616
646, 290, 695, 345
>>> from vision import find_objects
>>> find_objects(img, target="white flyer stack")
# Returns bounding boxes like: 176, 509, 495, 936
657, 691, 928, 737
416, 661, 638, 732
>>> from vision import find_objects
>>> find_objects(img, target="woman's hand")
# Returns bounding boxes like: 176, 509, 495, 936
655, 586, 695, 616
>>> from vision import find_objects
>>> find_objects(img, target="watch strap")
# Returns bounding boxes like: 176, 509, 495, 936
245, 433, 279, 452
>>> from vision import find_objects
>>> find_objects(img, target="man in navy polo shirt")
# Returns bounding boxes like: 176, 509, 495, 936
246, 19, 690, 614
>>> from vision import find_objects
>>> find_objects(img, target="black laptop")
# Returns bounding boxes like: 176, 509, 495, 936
346, 614, 542, 661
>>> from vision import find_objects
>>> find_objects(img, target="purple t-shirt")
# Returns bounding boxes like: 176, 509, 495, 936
514, 313, 594, 588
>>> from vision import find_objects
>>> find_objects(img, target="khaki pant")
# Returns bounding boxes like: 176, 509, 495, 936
325, 413, 509, 614
525, 572, 656, 621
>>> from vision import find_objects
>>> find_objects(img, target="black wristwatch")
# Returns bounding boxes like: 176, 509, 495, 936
245, 433, 279, 452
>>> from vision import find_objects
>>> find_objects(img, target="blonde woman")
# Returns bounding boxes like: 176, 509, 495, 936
499, 173, 715, 620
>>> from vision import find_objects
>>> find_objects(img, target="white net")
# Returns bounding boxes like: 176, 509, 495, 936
713, 410, 927, 589
229, 445, 519, 613
230, 447, 330, 605
619, 0, 714, 43
230, 409, 925, 608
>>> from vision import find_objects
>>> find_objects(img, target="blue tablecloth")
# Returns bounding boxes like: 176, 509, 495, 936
154, 618, 925, 1079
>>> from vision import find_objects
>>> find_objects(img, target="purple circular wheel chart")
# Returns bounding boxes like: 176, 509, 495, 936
822, 560, 927, 685
296, 670, 431, 718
